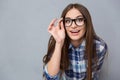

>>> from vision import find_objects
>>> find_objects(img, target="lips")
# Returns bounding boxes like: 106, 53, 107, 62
70, 30, 80, 33
70, 30, 80, 36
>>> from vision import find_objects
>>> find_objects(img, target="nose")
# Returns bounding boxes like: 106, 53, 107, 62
71, 21, 77, 28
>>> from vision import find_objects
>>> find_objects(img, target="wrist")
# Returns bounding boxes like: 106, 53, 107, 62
55, 41, 64, 48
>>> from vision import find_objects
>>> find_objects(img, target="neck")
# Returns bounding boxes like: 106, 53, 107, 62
71, 38, 84, 48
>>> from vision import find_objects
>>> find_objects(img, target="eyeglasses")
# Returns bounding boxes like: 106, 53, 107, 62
63, 17, 85, 27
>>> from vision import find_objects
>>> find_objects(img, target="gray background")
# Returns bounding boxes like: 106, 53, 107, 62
0, 0, 120, 80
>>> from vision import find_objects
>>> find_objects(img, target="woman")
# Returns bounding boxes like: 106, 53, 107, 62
43, 3, 107, 80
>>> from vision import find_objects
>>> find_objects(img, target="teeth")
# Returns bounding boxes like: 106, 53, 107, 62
71, 30, 79, 33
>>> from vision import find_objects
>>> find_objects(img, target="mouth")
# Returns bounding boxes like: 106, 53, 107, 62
70, 30, 80, 35
70, 30, 80, 33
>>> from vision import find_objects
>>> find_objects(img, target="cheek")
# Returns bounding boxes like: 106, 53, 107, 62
65, 28, 70, 35
80, 28, 86, 36
65, 27, 68, 32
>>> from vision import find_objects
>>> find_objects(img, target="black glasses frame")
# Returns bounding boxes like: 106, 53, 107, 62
63, 17, 85, 27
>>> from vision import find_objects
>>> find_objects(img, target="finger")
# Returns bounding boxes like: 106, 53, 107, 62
48, 19, 57, 31
60, 21, 64, 30
50, 18, 57, 26
56, 18, 63, 30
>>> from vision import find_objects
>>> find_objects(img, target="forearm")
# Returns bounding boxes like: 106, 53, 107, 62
47, 42, 63, 76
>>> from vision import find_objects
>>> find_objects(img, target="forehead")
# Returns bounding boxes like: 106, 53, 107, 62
65, 8, 82, 18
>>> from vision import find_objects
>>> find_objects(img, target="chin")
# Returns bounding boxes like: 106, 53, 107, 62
70, 36, 82, 41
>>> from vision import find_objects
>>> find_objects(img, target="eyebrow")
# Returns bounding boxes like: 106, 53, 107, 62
65, 15, 84, 19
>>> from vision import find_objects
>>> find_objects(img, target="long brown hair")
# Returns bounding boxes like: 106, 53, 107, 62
43, 3, 98, 80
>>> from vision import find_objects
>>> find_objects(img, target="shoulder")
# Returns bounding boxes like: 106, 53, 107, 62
94, 37, 108, 57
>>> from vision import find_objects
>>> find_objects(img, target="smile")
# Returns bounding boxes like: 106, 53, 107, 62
70, 30, 80, 36
70, 30, 80, 33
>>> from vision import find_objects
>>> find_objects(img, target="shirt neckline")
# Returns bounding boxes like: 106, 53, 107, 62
69, 40, 86, 51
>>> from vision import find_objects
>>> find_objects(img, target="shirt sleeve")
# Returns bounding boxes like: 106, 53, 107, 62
43, 64, 60, 80
97, 42, 107, 71
92, 41, 108, 80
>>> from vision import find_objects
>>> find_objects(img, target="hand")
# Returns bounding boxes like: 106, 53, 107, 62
48, 18, 65, 44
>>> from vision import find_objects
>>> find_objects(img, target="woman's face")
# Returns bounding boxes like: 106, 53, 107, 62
65, 8, 86, 42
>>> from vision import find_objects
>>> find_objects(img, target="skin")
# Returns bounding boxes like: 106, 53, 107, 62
65, 8, 86, 48
47, 8, 86, 76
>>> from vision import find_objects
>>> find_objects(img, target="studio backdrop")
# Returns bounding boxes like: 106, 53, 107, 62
0, 0, 120, 80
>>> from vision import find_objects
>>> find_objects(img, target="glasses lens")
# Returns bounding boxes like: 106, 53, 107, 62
75, 18, 84, 26
64, 19, 72, 27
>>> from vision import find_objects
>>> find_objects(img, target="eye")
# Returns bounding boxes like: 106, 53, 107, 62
76, 18, 84, 22
65, 19, 71, 24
